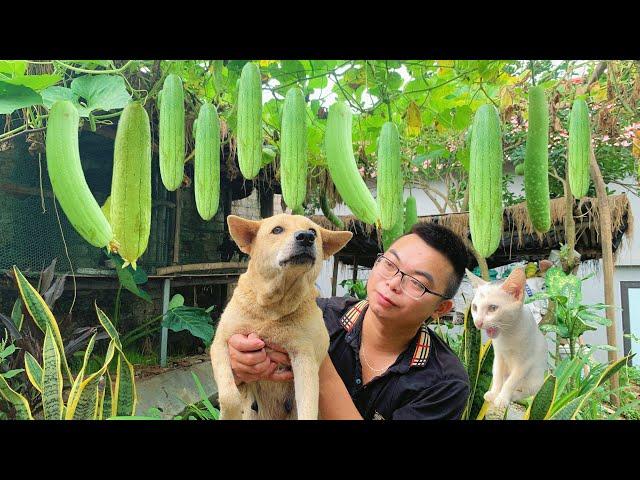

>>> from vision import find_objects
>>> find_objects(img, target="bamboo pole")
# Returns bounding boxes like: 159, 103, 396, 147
589, 146, 620, 407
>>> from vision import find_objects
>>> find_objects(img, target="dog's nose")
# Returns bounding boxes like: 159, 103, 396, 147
294, 230, 316, 246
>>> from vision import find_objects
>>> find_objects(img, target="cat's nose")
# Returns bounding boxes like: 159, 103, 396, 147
475, 319, 483, 328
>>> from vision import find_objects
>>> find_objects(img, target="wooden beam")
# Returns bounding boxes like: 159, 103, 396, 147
156, 262, 249, 276
331, 256, 339, 296
0, 182, 54, 198
352, 256, 358, 282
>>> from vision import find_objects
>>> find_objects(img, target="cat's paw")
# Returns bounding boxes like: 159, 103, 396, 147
493, 394, 511, 410
484, 390, 498, 402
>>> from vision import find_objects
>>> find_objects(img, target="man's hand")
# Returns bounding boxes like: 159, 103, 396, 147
228, 333, 294, 385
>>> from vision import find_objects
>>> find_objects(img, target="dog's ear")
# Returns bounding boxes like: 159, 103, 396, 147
227, 215, 262, 255
319, 227, 353, 259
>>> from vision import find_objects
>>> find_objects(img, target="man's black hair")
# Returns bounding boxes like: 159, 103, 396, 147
406, 222, 469, 299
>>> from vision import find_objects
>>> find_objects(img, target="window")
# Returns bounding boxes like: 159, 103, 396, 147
621, 281, 640, 366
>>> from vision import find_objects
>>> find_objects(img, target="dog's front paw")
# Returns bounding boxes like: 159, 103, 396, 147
493, 394, 511, 410
218, 393, 243, 420
219, 405, 243, 420
484, 390, 498, 403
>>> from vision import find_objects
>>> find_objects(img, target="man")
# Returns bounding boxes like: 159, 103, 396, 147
227, 222, 470, 420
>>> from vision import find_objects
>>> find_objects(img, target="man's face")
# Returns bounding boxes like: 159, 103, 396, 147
366, 234, 455, 328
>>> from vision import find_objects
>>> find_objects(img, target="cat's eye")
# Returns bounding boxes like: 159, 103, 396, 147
488, 305, 498, 312
272, 226, 284, 234
472, 304, 477, 311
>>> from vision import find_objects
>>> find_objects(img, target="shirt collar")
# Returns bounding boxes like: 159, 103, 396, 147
338, 299, 432, 369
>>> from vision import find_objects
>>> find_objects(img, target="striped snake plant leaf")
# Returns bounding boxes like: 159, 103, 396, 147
67, 339, 116, 420
468, 339, 494, 420
101, 370, 113, 420
0, 373, 33, 420
113, 352, 137, 416
65, 333, 97, 414
11, 297, 24, 331
13, 266, 73, 384
23, 351, 43, 393
42, 325, 64, 420
96, 375, 107, 420
525, 374, 557, 420
95, 301, 122, 351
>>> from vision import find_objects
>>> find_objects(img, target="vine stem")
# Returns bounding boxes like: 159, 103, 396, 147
54, 60, 134, 75
530, 60, 536, 86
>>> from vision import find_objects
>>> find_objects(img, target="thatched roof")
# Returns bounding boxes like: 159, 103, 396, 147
311, 194, 634, 269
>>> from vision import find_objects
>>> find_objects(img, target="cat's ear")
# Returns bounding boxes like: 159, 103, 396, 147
501, 268, 526, 302
465, 268, 487, 289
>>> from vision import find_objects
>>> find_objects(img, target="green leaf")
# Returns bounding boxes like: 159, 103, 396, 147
162, 306, 215, 345
107, 253, 152, 303
66, 333, 97, 411
42, 326, 64, 420
1, 369, 24, 379
0, 374, 33, 419
70, 75, 132, 114
11, 298, 24, 331
2, 74, 62, 91
0, 60, 27, 76
191, 372, 219, 419
452, 105, 473, 131
41, 86, 85, 114
577, 310, 611, 327
539, 323, 569, 337
525, 375, 556, 419
114, 352, 136, 416
95, 302, 123, 351
0, 81, 43, 114
68, 340, 116, 419
13, 266, 73, 383
24, 351, 43, 393
0, 343, 17, 360
469, 340, 494, 420
42, 75, 132, 117
168, 294, 185, 310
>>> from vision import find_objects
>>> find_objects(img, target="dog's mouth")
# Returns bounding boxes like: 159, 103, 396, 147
279, 251, 316, 266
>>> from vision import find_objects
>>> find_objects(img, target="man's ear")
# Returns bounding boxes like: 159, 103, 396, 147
227, 215, 262, 255
319, 227, 353, 259
465, 268, 487, 289
501, 268, 526, 302
433, 299, 454, 318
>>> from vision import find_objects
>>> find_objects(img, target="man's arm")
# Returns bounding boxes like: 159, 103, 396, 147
318, 355, 363, 420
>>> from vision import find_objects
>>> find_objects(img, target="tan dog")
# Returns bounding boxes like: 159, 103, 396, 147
210, 214, 352, 420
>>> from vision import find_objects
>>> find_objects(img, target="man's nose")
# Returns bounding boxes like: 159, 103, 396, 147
294, 230, 316, 246
387, 272, 402, 292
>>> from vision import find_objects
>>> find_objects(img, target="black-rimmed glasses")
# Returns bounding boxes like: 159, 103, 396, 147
373, 254, 450, 300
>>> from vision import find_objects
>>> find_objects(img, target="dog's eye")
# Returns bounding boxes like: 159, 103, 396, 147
271, 226, 283, 234
309, 228, 317, 237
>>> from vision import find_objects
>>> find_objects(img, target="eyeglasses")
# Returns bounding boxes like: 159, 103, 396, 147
373, 254, 451, 300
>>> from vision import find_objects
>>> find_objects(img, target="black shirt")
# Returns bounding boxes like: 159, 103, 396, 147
317, 296, 470, 420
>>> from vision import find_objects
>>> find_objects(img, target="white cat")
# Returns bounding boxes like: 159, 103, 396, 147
466, 267, 548, 410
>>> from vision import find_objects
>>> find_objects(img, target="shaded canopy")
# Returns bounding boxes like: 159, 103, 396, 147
311, 194, 634, 270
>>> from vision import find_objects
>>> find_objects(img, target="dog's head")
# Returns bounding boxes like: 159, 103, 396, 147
227, 213, 353, 276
